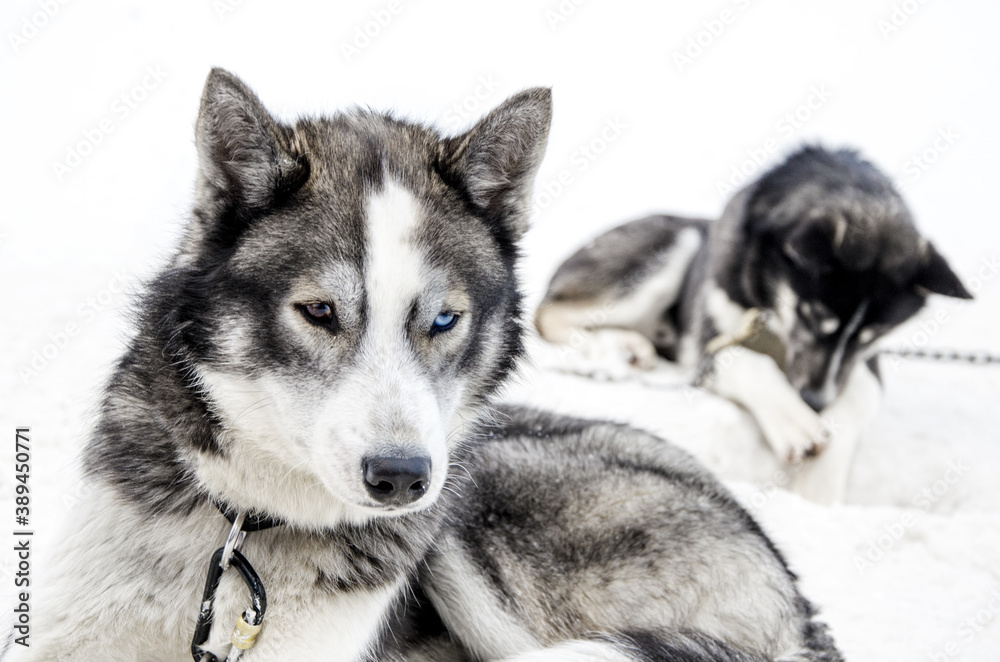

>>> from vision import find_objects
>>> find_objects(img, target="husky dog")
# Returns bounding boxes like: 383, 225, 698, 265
535, 146, 972, 503
9, 70, 840, 661
388, 406, 842, 662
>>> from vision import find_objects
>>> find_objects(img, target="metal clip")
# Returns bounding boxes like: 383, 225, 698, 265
221, 512, 247, 569
191, 540, 267, 661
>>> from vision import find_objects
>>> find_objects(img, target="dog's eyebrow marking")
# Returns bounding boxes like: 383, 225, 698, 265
364, 179, 426, 349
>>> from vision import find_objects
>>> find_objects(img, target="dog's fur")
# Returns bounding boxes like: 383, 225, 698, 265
10, 71, 839, 661
386, 406, 842, 662
536, 146, 972, 503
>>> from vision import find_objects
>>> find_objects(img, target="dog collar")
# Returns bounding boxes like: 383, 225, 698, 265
213, 499, 284, 532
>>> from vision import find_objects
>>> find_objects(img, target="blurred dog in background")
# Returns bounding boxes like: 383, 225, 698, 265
536, 146, 972, 503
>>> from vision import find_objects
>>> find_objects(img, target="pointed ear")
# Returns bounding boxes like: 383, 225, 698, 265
913, 242, 973, 299
441, 87, 552, 240
195, 68, 309, 213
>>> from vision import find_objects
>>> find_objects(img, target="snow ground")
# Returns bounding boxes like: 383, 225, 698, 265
1, 1, 998, 660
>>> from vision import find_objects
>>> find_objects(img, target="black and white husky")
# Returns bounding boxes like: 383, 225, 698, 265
536, 146, 972, 503
10, 70, 841, 661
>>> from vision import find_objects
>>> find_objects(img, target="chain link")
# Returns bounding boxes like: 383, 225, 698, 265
877, 348, 1000, 365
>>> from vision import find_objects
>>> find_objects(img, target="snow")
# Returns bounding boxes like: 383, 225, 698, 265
1, 0, 998, 659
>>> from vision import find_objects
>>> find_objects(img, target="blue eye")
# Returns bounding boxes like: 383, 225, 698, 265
431, 312, 459, 334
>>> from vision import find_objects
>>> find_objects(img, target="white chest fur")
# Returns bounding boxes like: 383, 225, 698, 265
18, 486, 402, 661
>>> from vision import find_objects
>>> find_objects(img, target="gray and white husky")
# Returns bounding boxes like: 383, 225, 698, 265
535, 146, 972, 503
9, 70, 840, 661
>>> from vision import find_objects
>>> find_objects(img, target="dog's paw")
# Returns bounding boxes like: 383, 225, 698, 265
545, 328, 660, 380
785, 430, 831, 464
582, 329, 659, 373
758, 401, 832, 464
541, 328, 659, 380
788, 423, 862, 505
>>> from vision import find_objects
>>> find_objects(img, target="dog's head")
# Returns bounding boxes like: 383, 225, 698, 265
169, 69, 550, 524
723, 146, 971, 410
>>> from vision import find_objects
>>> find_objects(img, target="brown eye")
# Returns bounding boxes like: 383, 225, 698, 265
299, 302, 338, 332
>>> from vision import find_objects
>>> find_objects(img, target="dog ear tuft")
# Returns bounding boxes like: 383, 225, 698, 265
442, 87, 552, 240
913, 242, 973, 299
195, 68, 309, 213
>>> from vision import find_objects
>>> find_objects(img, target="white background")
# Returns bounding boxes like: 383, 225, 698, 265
1, 1, 998, 660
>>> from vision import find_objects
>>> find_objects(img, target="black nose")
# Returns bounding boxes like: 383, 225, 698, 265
800, 388, 827, 412
363, 456, 431, 506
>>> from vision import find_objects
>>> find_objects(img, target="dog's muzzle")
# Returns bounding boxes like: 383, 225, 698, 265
362, 455, 431, 506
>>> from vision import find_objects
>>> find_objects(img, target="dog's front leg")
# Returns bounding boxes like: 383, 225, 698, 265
790, 362, 882, 505
704, 346, 831, 464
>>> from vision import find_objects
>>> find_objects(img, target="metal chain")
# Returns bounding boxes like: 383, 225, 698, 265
547, 345, 1000, 394
877, 348, 1000, 365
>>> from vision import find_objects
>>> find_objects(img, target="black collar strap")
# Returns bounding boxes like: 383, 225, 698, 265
213, 499, 284, 532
